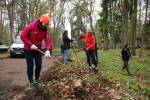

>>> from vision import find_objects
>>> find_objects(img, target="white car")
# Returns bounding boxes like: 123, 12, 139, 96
10, 36, 24, 57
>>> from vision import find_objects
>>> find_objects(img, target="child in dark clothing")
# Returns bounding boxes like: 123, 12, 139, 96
121, 43, 131, 75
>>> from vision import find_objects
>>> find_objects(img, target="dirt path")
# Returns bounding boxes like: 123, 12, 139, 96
0, 53, 62, 100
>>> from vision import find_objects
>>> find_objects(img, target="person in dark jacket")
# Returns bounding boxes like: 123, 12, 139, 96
62, 30, 73, 64
121, 43, 131, 75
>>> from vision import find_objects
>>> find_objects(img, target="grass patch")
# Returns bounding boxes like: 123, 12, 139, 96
100, 49, 150, 96
72, 49, 150, 97
53, 48, 61, 53
86, 74, 99, 84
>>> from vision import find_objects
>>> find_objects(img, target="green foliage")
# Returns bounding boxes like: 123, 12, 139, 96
96, 0, 124, 47
100, 49, 150, 96
72, 16, 86, 46
73, 17, 86, 33
71, 49, 150, 98
101, 49, 139, 84
73, 2, 89, 18
50, 27, 63, 47
86, 74, 99, 84
71, 2, 87, 34
143, 22, 150, 36
2, 25, 11, 45
129, 85, 150, 96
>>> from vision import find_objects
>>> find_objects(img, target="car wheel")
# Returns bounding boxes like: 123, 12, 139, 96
10, 52, 15, 58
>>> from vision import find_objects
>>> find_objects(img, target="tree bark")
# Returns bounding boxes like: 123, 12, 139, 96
122, 0, 129, 46
89, 0, 94, 31
53, 1, 65, 48
144, 0, 149, 24
104, 30, 109, 50
131, 0, 137, 56
138, 0, 142, 57
6, 0, 16, 43
0, 7, 3, 44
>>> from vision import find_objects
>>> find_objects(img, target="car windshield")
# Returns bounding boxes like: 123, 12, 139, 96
14, 37, 23, 44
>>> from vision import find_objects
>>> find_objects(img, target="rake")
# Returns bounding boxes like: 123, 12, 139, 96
71, 47, 86, 66
36, 48, 68, 67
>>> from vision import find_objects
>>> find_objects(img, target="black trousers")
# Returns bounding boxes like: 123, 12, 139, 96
123, 60, 131, 75
95, 49, 99, 64
86, 50, 97, 67
24, 50, 42, 83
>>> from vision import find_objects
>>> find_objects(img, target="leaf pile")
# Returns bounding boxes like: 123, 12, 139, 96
43, 64, 131, 100
13, 62, 134, 100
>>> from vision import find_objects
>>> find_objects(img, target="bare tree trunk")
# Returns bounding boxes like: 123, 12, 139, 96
122, 0, 129, 46
138, 0, 142, 33
0, 7, 3, 44
138, 0, 143, 57
6, 0, 16, 43
28, 0, 32, 23
144, 0, 148, 24
53, 1, 65, 48
25, 0, 28, 25
104, 31, 109, 50
140, 0, 149, 56
111, 24, 115, 48
110, 1, 115, 49
2, 8, 5, 44
131, 0, 137, 56
0, 1, 6, 44
35, 0, 40, 17
89, 0, 95, 31
68, 17, 74, 38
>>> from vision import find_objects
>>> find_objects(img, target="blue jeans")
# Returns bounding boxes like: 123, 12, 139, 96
64, 50, 68, 64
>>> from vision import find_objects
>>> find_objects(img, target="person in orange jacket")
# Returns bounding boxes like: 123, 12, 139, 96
80, 29, 97, 73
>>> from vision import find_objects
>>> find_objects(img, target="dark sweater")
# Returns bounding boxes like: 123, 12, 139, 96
63, 36, 73, 50
121, 48, 131, 61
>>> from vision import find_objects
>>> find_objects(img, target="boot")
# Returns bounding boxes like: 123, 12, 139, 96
126, 67, 132, 76
92, 64, 98, 74
25, 82, 36, 91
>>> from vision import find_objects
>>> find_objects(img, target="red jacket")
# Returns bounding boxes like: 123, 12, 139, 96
21, 19, 52, 51
80, 33, 95, 50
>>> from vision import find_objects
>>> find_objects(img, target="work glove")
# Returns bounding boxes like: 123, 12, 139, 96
86, 48, 90, 51
44, 50, 51, 58
31, 44, 38, 50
